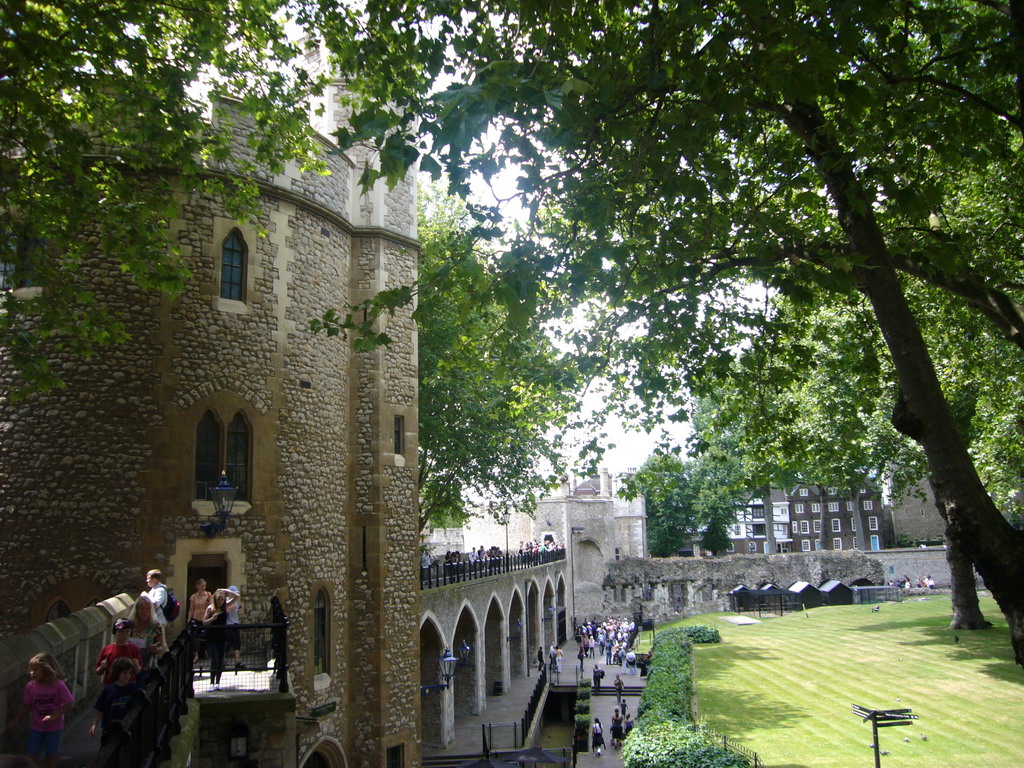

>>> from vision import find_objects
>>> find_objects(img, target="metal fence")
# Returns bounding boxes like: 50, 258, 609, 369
420, 549, 566, 589
701, 724, 763, 768
191, 597, 290, 694
89, 597, 289, 768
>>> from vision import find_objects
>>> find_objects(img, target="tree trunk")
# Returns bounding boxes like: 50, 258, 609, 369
762, 484, 776, 554
944, 530, 990, 630
780, 98, 1024, 666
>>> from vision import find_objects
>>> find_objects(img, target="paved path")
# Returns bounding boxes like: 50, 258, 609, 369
425, 636, 647, 767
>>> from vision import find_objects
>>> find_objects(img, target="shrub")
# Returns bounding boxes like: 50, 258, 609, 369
574, 713, 591, 733
622, 720, 749, 768
637, 629, 693, 722
575, 699, 591, 715
679, 624, 721, 644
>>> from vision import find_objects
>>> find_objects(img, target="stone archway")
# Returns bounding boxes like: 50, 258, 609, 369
542, 580, 557, 649
452, 605, 481, 716
300, 737, 346, 768
484, 596, 505, 697
526, 580, 541, 671
507, 589, 526, 679
419, 616, 450, 748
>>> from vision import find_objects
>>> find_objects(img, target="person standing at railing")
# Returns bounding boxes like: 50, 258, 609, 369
225, 586, 244, 670
95, 618, 142, 684
89, 657, 140, 740
203, 588, 238, 690
5, 653, 73, 768
128, 595, 167, 687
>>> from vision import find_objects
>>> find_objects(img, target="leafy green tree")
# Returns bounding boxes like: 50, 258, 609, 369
1, 0, 327, 395
416, 181, 577, 532
324, 0, 1024, 665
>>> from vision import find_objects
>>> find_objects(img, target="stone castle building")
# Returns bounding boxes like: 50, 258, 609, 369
0, 55, 421, 768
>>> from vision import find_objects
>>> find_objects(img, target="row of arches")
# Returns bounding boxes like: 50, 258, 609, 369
419, 574, 568, 749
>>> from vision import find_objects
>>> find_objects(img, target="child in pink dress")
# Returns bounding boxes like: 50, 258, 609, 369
5, 653, 74, 768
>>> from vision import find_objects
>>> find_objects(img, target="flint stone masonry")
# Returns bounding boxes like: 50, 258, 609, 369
0, 80, 420, 768
600, 552, 885, 621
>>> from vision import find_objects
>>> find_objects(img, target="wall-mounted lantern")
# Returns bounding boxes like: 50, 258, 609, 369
201, 473, 237, 537
228, 722, 249, 760
420, 647, 459, 695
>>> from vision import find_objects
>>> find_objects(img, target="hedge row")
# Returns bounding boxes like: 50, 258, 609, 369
625, 627, 747, 768
636, 627, 694, 722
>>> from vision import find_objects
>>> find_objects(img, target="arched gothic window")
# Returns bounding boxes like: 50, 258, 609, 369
195, 411, 221, 498
226, 413, 250, 501
313, 590, 329, 675
45, 599, 71, 623
194, 410, 251, 501
220, 229, 246, 301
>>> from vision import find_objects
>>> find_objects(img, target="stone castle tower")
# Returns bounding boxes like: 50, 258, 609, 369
0, 50, 421, 767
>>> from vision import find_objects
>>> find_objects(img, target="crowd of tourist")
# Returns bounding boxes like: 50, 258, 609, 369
574, 617, 641, 673
4, 567, 249, 766
889, 574, 936, 589
420, 539, 566, 569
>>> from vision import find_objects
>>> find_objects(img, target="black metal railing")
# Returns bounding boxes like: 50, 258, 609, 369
90, 626, 195, 768
89, 597, 288, 768
519, 666, 548, 744
420, 549, 566, 589
190, 596, 290, 694
702, 724, 763, 768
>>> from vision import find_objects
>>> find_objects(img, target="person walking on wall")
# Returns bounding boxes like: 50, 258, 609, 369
145, 570, 169, 625
6, 653, 73, 768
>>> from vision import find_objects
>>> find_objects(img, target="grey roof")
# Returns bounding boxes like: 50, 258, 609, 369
819, 579, 847, 592
789, 581, 818, 592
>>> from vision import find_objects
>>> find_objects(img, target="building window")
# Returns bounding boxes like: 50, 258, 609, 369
45, 599, 71, 623
864, 500, 874, 510
393, 415, 404, 455
846, 501, 854, 511
226, 414, 250, 501
868, 516, 879, 531
752, 524, 766, 537
748, 542, 756, 552
195, 410, 251, 500
794, 503, 804, 514
195, 411, 221, 499
831, 518, 842, 532
853, 537, 859, 549
728, 542, 735, 552
801, 540, 811, 552
752, 505, 765, 520
799, 488, 808, 496
811, 503, 821, 513
833, 537, 843, 550
826, 486, 837, 495
800, 520, 810, 534
386, 745, 404, 768
615, 548, 620, 561
813, 520, 821, 533
220, 229, 246, 301
827, 501, 839, 512
313, 589, 329, 675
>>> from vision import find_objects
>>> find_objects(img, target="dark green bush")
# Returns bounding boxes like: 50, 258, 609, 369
637, 628, 693, 721
574, 699, 591, 715
679, 624, 721, 644
622, 720, 749, 768
574, 713, 591, 733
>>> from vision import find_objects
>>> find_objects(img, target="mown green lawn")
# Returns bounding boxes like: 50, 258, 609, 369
639, 595, 1024, 768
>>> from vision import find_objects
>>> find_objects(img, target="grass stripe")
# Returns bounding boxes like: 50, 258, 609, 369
641, 596, 1023, 767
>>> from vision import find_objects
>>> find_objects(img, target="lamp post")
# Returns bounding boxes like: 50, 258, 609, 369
201, 472, 237, 537
570, 526, 584, 630
420, 647, 459, 695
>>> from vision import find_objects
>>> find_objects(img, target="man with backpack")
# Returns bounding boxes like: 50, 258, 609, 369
145, 569, 180, 625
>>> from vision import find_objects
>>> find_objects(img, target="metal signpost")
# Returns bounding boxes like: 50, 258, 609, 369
852, 704, 919, 768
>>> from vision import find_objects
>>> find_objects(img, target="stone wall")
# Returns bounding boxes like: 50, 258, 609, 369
0, 86, 420, 768
0, 595, 132, 754
600, 552, 885, 622
196, 692, 297, 768
865, 547, 953, 587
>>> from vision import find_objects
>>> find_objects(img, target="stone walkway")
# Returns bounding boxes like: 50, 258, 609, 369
424, 636, 648, 768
